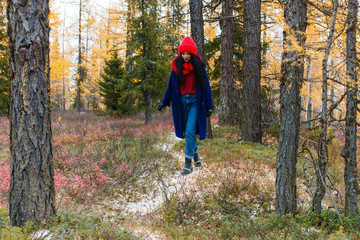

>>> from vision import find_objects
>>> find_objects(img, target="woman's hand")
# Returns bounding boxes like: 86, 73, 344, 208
206, 109, 212, 117
157, 103, 165, 112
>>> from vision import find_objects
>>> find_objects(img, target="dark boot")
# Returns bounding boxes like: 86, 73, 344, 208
194, 153, 202, 167
181, 158, 193, 175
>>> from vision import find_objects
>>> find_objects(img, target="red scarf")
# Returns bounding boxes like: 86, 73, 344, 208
171, 57, 194, 76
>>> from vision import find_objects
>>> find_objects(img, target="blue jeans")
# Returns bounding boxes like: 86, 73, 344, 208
180, 94, 198, 159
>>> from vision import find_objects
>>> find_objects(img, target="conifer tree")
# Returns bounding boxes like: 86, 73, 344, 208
127, 0, 169, 123
165, 0, 186, 54
242, 0, 262, 142
99, 50, 134, 115
8, 0, 55, 226
343, 0, 359, 213
204, 1, 243, 121
49, 8, 71, 111
275, 0, 309, 216
219, 0, 236, 125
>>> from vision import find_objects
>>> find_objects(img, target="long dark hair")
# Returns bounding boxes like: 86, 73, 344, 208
175, 53, 207, 90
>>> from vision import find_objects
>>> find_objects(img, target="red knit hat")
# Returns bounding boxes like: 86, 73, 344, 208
178, 36, 199, 57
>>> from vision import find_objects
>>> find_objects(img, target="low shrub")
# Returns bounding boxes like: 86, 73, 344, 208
0, 206, 135, 239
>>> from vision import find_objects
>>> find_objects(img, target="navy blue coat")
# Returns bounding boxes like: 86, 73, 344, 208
161, 66, 214, 140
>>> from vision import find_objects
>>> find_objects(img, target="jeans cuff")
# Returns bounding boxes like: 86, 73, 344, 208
185, 154, 194, 159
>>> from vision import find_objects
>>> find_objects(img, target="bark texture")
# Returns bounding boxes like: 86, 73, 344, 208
313, 0, 338, 214
219, 0, 236, 125
305, 58, 312, 128
125, 1, 133, 72
76, 0, 84, 112
275, 0, 308, 216
189, 0, 213, 138
189, 0, 205, 60
7, 0, 55, 226
343, 0, 359, 213
242, 0, 262, 142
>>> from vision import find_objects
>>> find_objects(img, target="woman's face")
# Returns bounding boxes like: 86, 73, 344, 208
181, 52, 191, 62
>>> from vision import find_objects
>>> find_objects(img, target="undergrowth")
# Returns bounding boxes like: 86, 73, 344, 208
0, 206, 135, 240
160, 124, 359, 239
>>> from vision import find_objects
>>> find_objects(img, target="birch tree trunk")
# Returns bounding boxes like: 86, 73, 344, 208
8, 0, 56, 226
242, 0, 262, 142
219, 0, 236, 125
275, 0, 308, 216
313, 0, 338, 214
343, 0, 359, 213
190, 0, 213, 138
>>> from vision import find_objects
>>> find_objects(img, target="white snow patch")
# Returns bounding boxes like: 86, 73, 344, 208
30, 230, 52, 240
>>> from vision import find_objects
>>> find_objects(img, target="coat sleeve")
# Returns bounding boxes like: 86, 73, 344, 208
204, 68, 214, 110
161, 72, 173, 106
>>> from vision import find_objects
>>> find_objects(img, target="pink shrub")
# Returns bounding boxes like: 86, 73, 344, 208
0, 117, 10, 206
0, 160, 10, 205
1, 112, 175, 205
210, 117, 219, 125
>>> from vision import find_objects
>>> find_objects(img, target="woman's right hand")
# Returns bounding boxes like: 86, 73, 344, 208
157, 103, 165, 112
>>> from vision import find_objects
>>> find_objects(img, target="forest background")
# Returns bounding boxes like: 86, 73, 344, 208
1, 0, 360, 238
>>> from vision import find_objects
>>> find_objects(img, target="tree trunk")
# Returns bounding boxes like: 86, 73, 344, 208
329, 59, 335, 122
219, 0, 236, 125
170, 0, 182, 53
62, 14, 66, 111
76, 0, 83, 112
313, 0, 338, 214
275, 0, 308, 216
125, 1, 133, 72
189, 0, 204, 60
305, 57, 312, 128
8, 0, 55, 226
242, 0, 262, 142
144, 90, 152, 124
189, 0, 213, 138
343, 0, 359, 213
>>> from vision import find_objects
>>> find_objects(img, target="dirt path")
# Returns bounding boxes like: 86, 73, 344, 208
97, 132, 205, 239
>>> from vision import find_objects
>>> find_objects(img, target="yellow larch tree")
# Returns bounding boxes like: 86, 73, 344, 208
49, 2, 72, 111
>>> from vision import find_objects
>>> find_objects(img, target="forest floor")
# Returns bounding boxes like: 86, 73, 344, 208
93, 131, 184, 239
95, 131, 223, 239
0, 112, 359, 239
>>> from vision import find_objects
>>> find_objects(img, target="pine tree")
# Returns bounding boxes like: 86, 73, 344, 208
242, 0, 262, 142
219, 0, 236, 125
8, 0, 55, 226
275, 0, 309, 216
204, 1, 243, 122
99, 50, 134, 115
164, 0, 186, 54
127, 0, 169, 123
343, 0, 359, 213
190, 0, 214, 138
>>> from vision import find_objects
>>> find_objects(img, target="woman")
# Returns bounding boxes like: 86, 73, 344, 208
157, 36, 214, 175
